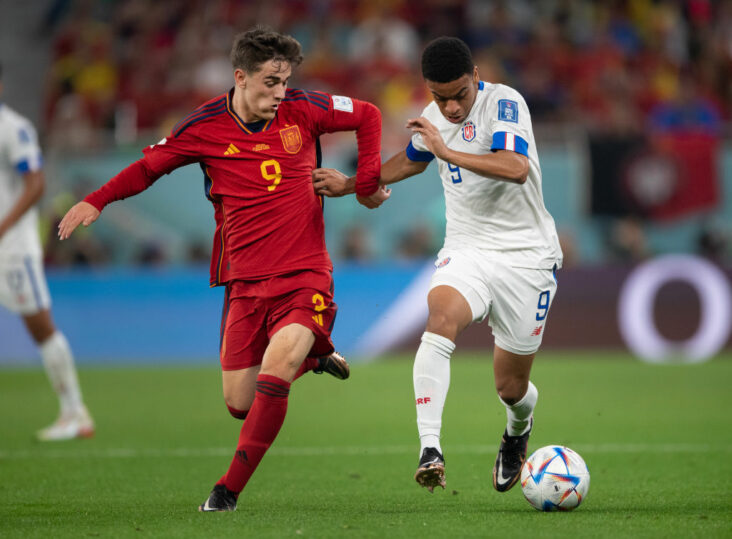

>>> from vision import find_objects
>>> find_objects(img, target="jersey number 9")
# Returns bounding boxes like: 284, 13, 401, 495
447, 162, 462, 184
261, 159, 282, 192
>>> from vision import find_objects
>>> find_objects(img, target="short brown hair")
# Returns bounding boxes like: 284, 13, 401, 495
230, 26, 303, 73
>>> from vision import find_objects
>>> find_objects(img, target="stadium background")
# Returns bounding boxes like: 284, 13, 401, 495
1, 0, 730, 364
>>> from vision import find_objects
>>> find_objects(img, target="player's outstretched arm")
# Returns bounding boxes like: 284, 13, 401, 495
58, 201, 100, 240
57, 154, 176, 241
313, 168, 391, 208
312, 149, 426, 197
380, 150, 429, 186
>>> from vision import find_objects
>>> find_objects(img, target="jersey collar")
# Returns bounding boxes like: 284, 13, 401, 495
226, 88, 274, 135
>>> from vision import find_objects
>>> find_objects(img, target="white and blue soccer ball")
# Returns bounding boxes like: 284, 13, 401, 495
520, 445, 590, 511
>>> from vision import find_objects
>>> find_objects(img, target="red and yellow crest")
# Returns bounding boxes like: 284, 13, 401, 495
279, 125, 302, 154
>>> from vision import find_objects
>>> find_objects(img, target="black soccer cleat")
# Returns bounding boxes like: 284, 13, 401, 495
492, 418, 533, 492
198, 484, 238, 512
414, 447, 446, 493
313, 351, 350, 380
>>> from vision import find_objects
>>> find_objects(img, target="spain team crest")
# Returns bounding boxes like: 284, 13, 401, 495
462, 121, 476, 142
279, 125, 302, 154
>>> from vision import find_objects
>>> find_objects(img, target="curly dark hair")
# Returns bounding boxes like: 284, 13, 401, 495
230, 26, 303, 73
421, 37, 473, 83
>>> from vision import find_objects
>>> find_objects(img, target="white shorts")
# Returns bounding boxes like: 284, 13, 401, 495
0, 254, 51, 315
430, 248, 558, 355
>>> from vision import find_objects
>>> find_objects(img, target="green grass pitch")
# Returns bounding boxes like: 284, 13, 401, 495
1, 352, 731, 538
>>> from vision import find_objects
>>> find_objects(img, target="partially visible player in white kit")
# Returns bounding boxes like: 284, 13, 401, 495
313, 37, 562, 493
0, 64, 94, 440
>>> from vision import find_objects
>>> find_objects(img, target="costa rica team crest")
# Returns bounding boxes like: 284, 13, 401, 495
462, 121, 476, 142
279, 125, 302, 154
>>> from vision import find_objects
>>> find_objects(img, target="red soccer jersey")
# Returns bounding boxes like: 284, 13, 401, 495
85, 88, 381, 285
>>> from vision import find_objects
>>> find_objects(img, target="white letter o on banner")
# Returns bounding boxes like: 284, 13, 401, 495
618, 255, 732, 364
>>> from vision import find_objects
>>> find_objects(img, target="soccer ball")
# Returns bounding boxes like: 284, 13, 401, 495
520, 445, 590, 511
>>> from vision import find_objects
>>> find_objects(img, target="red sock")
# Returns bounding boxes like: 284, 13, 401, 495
219, 374, 291, 494
293, 356, 319, 381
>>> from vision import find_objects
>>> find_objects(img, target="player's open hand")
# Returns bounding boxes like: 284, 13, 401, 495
312, 168, 354, 197
58, 201, 100, 240
356, 185, 391, 209
406, 117, 448, 160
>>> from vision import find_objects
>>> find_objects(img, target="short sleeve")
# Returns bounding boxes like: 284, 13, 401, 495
8, 120, 42, 173
405, 105, 435, 162
488, 86, 532, 157
406, 135, 434, 162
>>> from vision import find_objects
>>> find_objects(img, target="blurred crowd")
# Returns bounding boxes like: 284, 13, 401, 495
35, 0, 731, 266
43, 0, 730, 146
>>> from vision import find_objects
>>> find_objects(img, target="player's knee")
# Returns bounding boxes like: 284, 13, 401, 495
224, 393, 253, 418
262, 349, 307, 379
23, 310, 56, 344
283, 352, 305, 372
226, 403, 249, 420
496, 380, 526, 405
425, 312, 460, 341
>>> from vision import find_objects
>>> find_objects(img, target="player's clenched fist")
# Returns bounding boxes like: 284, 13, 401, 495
58, 201, 100, 240
356, 185, 391, 209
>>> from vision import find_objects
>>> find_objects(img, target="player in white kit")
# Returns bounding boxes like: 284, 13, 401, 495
313, 37, 562, 493
0, 65, 94, 440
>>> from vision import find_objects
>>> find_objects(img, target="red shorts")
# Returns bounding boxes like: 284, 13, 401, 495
219, 270, 337, 371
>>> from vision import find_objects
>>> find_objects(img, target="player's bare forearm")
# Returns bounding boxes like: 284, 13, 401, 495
0, 170, 45, 239
443, 148, 529, 184
380, 151, 428, 186
57, 201, 100, 240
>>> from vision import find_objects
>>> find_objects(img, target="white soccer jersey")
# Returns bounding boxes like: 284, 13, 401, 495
408, 82, 562, 269
0, 103, 43, 256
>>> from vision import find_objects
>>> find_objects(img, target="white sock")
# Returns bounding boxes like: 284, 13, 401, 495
414, 331, 455, 454
39, 331, 84, 416
500, 381, 538, 436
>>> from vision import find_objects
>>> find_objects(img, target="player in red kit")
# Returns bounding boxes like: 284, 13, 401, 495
58, 27, 389, 511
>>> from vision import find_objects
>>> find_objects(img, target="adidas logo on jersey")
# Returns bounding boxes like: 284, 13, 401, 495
224, 143, 241, 155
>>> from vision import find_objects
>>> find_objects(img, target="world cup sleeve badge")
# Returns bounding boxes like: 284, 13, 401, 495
498, 99, 519, 123
279, 125, 302, 154
462, 121, 476, 142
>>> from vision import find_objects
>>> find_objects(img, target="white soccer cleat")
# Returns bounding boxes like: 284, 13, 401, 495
36, 407, 95, 441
